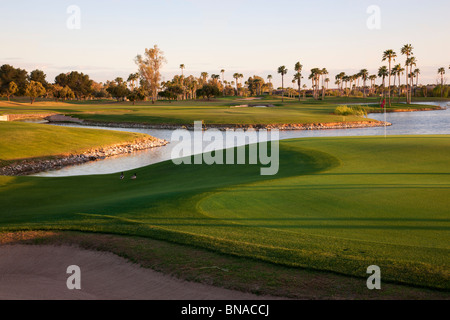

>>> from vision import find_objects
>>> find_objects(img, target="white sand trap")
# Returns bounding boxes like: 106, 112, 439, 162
0, 245, 276, 300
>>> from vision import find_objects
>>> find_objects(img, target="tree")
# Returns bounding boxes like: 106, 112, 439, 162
438, 67, 446, 97
127, 88, 146, 105
180, 64, 185, 77
54, 71, 93, 99
369, 74, 377, 95
106, 78, 130, 101
413, 68, 420, 97
220, 69, 225, 96
320, 68, 328, 100
392, 64, 402, 97
360, 69, 369, 97
278, 66, 288, 102
4, 81, 18, 101
378, 66, 388, 97
25, 80, 46, 104
233, 73, 243, 96
382, 49, 397, 107
196, 84, 220, 100
135, 45, 167, 104
267, 75, 273, 95
52, 84, 75, 101
29, 69, 48, 89
0, 64, 28, 96
127, 73, 139, 91
401, 44, 413, 104
294, 62, 303, 101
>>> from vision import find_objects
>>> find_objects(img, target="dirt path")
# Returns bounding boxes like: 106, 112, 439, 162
0, 245, 277, 300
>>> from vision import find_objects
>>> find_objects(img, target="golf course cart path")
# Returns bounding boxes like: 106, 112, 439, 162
0, 245, 277, 300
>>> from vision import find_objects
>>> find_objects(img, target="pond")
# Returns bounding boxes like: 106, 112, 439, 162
33, 101, 449, 177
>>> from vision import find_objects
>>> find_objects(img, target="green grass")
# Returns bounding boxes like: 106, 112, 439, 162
0, 121, 153, 162
0, 135, 449, 290
0, 96, 443, 126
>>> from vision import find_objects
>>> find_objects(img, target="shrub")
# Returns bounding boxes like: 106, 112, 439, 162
334, 105, 368, 117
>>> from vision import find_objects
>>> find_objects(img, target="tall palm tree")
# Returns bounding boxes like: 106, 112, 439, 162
233, 73, 243, 96
294, 62, 303, 101
220, 69, 225, 96
378, 66, 388, 97
201, 72, 208, 85
407, 57, 417, 102
392, 64, 402, 97
401, 44, 413, 104
319, 68, 328, 100
342, 75, 350, 96
278, 66, 288, 102
267, 75, 273, 95
382, 49, 397, 107
180, 64, 185, 77
438, 67, 446, 97
360, 69, 369, 97
413, 68, 420, 97
127, 72, 139, 91
369, 74, 377, 95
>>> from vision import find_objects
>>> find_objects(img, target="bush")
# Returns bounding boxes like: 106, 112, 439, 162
334, 105, 368, 117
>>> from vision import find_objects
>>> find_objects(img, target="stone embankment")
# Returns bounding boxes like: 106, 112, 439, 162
0, 137, 168, 176
80, 119, 391, 131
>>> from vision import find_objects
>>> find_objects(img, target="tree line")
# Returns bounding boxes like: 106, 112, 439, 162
1, 44, 448, 104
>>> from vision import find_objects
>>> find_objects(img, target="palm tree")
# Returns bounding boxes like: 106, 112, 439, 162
342, 75, 350, 96
438, 67, 446, 97
233, 73, 243, 96
406, 57, 417, 102
180, 64, 185, 77
127, 72, 139, 91
278, 66, 288, 102
201, 72, 208, 85
267, 75, 273, 95
294, 62, 303, 101
369, 74, 377, 95
413, 68, 420, 97
382, 49, 397, 107
360, 69, 369, 97
220, 69, 225, 96
378, 66, 388, 97
321, 68, 328, 100
392, 64, 402, 97
401, 44, 413, 104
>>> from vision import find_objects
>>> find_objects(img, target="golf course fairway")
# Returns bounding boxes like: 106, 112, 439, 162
0, 135, 449, 290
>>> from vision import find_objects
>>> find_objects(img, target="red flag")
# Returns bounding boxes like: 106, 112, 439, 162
381, 99, 386, 109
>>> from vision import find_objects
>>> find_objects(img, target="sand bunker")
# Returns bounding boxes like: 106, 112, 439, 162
0, 245, 276, 300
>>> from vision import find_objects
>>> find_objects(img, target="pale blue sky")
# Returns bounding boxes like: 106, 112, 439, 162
0, 0, 448, 87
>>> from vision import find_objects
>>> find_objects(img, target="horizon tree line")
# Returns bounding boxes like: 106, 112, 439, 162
1, 44, 448, 104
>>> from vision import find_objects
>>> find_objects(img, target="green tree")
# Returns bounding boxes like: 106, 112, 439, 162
196, 84, 220, 100
294, 62, 303, 101
0, 64, 28, 96
360, 69, 369, 97
438, 67, 446, 97
382, 49, 397, 107
4, 81, 18, 101
29, 69, 48, 89
25, 80, 46, 104
277, 66, 288, 102
401, 44, 413, 104
378, 66, 388, 97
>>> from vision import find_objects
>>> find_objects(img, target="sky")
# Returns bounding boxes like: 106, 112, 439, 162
0, 0, 449, 88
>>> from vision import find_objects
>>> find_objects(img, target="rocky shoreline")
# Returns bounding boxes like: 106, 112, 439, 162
0, 136, 168, 176
78, 119, 391, 131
